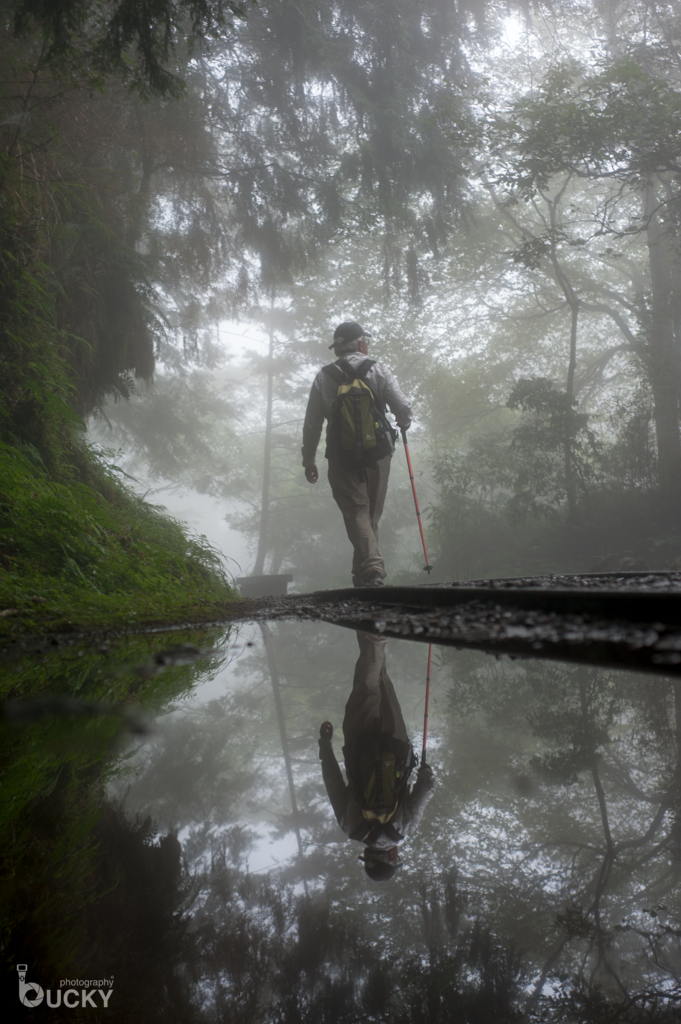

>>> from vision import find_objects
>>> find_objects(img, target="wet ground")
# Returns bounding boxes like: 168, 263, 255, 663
246, 572, 681, 676
2, 579, 681, 1020
6, 572, 681, 675
425, 571, 681, 590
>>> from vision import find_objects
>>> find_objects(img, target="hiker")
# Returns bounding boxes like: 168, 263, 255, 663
318, 630, 435, 882
302, 321, 412, 587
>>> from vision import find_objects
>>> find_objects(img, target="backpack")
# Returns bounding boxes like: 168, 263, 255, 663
359, 746, 406, 823
323, 358, 398, 468
346, 738, 417, 845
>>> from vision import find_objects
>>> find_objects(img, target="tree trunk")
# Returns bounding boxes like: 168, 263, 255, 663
548, 196, 580, 525
253, 318, 274, 575
642, 183, 681, 499
259, 622, 304, 861
126, 152, 154, 247
670, 680, 681, 858
564, 298, 579, 526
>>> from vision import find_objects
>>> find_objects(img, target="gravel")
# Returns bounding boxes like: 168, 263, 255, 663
241, 574, 681, 677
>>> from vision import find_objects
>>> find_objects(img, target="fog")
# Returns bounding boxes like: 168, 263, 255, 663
85, 0, 681, 588
5, 0, 681, 1020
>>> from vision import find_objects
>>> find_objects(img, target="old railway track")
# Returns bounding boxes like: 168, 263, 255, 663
5, 573, 681, 679
274, 572, 681, 677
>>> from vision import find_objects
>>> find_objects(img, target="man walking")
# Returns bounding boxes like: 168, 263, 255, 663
302, 321, 412, 587
318, 630, 435, 882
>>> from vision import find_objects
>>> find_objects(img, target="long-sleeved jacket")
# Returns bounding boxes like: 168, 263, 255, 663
302, 351, 413, 468
319, 736, 435, 850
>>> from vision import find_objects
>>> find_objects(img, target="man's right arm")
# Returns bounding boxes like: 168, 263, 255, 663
301, 377, 325, 470
405, 763, 435, 829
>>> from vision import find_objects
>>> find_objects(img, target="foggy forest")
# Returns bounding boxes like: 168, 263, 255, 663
4, 1, 681, 1022
6, 0, 681, 599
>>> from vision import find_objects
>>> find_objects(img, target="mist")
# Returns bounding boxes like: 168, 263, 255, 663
78, 1, 681, 590
4, 1, 681, 1020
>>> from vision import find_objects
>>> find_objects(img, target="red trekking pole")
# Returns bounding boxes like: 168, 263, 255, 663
401, 428, 432, 574
422, 643, 432, 765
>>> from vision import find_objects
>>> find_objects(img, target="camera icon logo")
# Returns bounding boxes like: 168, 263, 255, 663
17, 965, 45, 1008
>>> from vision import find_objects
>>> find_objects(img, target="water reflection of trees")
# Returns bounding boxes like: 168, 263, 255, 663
437, 652, 681, 1021
5, 626, 681, 1020
113, 630, 681, 1020
114, 629, 681, 1019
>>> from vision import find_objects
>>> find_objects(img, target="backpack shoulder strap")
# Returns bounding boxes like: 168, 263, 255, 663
348, 818, 376, 843
356, 358, 376, 380
336, 357, 375, 382
348, 818, 405, 845
321, 362, 347, 383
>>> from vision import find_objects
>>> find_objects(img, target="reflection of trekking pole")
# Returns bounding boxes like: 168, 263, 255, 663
401, 428, 433, 574
422, 643, 432, 765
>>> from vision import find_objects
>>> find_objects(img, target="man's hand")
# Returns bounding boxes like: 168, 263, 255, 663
305, 465, 319, 484
320, 721, 333, 740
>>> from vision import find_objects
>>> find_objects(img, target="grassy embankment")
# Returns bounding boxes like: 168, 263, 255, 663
0, 439, 239, 644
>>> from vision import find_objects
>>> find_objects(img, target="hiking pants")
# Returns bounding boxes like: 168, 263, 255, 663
327, 455, 391, 587
342, 631, 409, 745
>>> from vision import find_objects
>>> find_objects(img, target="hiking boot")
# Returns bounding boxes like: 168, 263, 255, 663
364, 572, 384, 587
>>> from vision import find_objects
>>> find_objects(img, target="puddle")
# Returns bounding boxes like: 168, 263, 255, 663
2, 619, 680, 1020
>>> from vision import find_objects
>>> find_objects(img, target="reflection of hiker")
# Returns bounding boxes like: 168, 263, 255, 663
318, 631, 435, 882
302, 321, 412, 587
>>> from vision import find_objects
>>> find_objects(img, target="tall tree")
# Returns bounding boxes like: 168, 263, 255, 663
492, 3, 681, 499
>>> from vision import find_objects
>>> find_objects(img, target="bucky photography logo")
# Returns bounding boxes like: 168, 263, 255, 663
17, 965, 43, 1007
16, 964, 114, 1009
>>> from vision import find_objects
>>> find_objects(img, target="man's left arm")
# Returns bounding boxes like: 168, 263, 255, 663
378, 365, 412, 429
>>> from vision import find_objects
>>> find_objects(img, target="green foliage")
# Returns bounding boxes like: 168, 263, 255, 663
484, 24, 681, 498
429, 377, 607, 577
0, 249, 87, 466
198, 0, 484, 297
505, 377, 601, 523
394, 918, 526, 1024
11, 0, 254, 97
499, 55, 681, 196
428, 359, 681, 578
0, 440, 236, 640
0, 76, 160, 436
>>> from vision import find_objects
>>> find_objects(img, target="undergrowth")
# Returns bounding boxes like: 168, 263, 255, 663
0, 440, 237, 641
